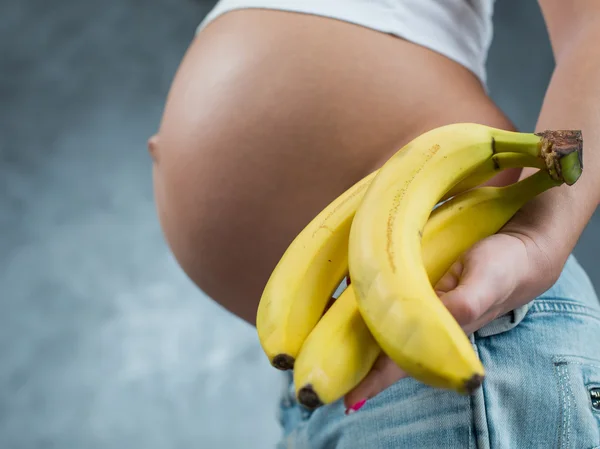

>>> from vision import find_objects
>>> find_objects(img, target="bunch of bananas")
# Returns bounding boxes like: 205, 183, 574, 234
256, 123, 583, 409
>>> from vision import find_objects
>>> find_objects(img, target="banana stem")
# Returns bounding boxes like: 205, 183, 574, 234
498, 168, 562, 200
535, 130, 583, 186
490, 130, 542, 157
492, 129, 583, 185
558, 150, 583, 186
442, 152, 546, 201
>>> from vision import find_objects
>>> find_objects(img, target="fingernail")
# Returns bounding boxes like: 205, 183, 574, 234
345, 399, 366, 415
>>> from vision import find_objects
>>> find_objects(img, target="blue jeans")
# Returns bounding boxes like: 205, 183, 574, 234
276, 255, 600, 448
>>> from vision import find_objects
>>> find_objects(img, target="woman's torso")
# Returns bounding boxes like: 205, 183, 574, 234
153, 7, 515, 323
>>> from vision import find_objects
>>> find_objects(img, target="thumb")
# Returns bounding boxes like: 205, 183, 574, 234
434, 234, 522, 333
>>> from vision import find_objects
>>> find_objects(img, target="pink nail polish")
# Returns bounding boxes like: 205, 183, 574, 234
345, 399, 366, 415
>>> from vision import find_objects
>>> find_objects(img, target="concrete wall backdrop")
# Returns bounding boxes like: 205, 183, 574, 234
1, 1, 598, 448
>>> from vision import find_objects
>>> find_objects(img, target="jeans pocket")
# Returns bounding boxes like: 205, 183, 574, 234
475, 303, 532, 337
553, 355, 600, 449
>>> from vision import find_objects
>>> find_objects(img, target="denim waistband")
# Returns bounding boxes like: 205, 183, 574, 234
476, 254, 600, 338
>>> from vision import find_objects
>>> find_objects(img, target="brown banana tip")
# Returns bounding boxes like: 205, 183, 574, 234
272, 354, 295, 371
463, 374, 485, 395
297, 384, 323, 410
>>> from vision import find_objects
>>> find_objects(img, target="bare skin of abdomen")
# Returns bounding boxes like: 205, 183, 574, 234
151, 9, 518, 325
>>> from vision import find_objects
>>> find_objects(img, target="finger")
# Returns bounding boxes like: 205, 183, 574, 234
343, 354, 407, 410
434, 238, 518, 327
342, 306, 501, 415
465, 307, 505, 335
434, 259, 463, 295
439, 289, 504, 335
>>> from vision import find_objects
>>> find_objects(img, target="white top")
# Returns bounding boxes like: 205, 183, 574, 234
197, 0, 496, 87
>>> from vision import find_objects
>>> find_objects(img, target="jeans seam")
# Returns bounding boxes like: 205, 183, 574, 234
555, 361, 576, 449
468, 393, 474, 449
555, 362, 565, 449
553, 357, 600, 424
471, 335, 490, 449
566, 366, 573, 448
554, 360, 600, 371
529, 300, 600, 320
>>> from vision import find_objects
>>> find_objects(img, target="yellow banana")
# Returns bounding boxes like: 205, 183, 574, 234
348, 123, 582, 394
294, 285, 379, 409
256, 171, 376, 370
257, 150, 544, 370
422, 168, 559, 284
294, 169, 560, 409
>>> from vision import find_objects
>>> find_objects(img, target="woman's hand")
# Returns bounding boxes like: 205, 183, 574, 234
343, 217, 564, 413
343, 0, 600, 416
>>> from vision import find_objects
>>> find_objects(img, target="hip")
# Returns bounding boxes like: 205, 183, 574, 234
277, 254, 600, 449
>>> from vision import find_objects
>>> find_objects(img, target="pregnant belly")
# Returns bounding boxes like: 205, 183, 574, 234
151, 8, 516, 324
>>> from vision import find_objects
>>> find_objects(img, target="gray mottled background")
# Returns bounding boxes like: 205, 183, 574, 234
1, 1, 598, 448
